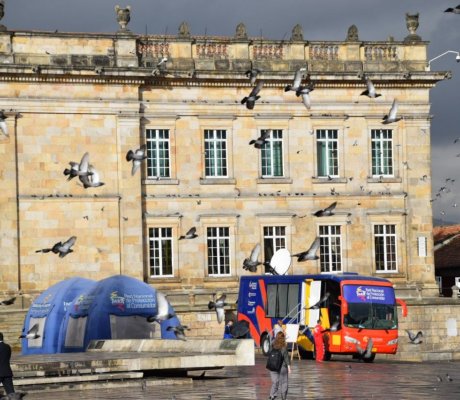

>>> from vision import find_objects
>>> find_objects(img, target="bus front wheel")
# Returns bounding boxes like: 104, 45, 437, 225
261, 333, 271, 355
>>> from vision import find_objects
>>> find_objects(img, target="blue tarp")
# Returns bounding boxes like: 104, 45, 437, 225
21, 277, 95, 355
57, 275, 180, 353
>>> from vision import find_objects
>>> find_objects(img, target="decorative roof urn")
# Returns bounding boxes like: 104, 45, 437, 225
115, 5, 131, 32
404, 13, 421, 42
0, 0, 6, 31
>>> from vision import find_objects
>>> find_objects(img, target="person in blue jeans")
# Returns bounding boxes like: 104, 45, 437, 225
268, 331, 291, 400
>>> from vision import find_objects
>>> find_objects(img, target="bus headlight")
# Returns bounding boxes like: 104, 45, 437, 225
344, 335, 360, 345
387, 338, 398, 345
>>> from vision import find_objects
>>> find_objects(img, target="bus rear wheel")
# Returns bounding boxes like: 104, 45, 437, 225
261, 333, 271, 355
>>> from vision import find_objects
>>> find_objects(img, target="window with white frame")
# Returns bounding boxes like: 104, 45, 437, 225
374, 224, 397, 272
207, 227, 230, 276
148, 227, 173, 277
204, 129, 227, 177
146, 129, 170, 179
263, 226, 286, 273
319, 225, 342, 272
371, 129, 393, 177
261, 129, 283, 177
316, 129, 339, 177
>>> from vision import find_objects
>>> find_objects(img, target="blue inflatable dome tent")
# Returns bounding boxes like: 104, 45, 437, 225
21, 277, 95, 355
58, 274, 180, 353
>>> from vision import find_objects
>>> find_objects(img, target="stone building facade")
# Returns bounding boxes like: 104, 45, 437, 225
0, 10, 447, 339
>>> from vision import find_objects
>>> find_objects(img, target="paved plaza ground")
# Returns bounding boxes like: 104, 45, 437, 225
8, 354, 460, 399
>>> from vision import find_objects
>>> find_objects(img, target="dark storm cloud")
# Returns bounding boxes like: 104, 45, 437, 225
3, 0, 460, 222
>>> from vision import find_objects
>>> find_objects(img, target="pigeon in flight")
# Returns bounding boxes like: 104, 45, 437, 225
360, 76, 381, 98
0, 297, 16, 306
285, 68, 306, 92
35, 236, 77, 258
445, 5, 460, 14
19, 323, 40, 339
241, 80, 263, 110
292, 237, 320, 262
126, 144, 147, 176
242, 244, 263, 272
313, 202, 337, 217
179, 227, 198, 240
249, 129, 271, 149
406, 329, 423, 344
63, 152, 92, 181
167, 324, 190, 341
79, 165, 105, 188
307, 292, 330, 310
382, 99, 402, 124
245, 68, 260, 85
295, 83, 314, 109
147, 291, 175, 323
208, 294, 227, 324
356, 338, 374, 359
0, 110, 8, 137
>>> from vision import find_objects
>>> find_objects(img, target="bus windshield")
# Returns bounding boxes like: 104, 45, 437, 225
342, 284, 397, 330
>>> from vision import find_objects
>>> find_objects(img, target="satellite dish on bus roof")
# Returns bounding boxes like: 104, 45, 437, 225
270, 249, 291, 275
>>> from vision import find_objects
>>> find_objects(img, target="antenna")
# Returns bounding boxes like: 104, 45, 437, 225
269, 249, 292, 275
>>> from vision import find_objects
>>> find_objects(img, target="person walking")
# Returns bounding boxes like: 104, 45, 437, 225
0, 332, 15, 398
268, 331, 291, 400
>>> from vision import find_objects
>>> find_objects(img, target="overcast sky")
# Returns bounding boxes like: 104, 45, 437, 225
3, 0, 460, 224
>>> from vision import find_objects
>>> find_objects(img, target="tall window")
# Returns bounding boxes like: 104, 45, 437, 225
207, 227, 230, 276
146, 129, 170, 178
261, 129, 283, 177
374, 224, 397, 272
148, 227, 173, 277
319, 225, 342, 273
316, 129, 339, 177
371, 129, 393, 177
263, 226, 286, 273
204, 129, 227, 177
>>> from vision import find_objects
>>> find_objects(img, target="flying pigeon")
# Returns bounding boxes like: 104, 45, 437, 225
167, 324, 190, 341
147, 291, 175, 323
179, 227, 198, 240
208, 294, 227, 324
295, 83, 314, 109
245, 68, 260, 85
0, 297, 16, 306
63, 152, 92, 181
249, 129, 271, 149
285, 68, 306, 92
292, 237, 320, 262
360, 76, 381, 98
0, 110, 8, 137
356, 338, 374, 359
307, 292, 330, 310
79, 165, 105, 188
382, 99, 402, 124
241, 80, 263, 110
406, 329, 423, 344
313, 202, 337, 217
126, 144, 147, 176
19, 323, 40, 339
242, 244, 262, 272
35, 236, 77, 258
445, 5, 460, 14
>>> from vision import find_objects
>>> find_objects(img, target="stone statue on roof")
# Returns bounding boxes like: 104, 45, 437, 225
291, 24, 304, 41
346, 25, 359, 41
235, 23, 248, 40
115, 5, 131, 31
0, 0, 6, 31
178, 21, 191, 38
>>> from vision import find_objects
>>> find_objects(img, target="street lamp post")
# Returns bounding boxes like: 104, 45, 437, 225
426, 50, 460, 70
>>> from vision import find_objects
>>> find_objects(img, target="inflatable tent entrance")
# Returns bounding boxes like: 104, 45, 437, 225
21, 275, 180, 355
20, 277, 95, 355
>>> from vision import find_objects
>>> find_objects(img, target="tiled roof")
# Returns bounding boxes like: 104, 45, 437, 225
433, 224, 460, 244
434, 233, 460, 270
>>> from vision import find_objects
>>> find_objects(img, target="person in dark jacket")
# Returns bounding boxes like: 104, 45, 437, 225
0, 332, 14, 397
268, 331, 291, 400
